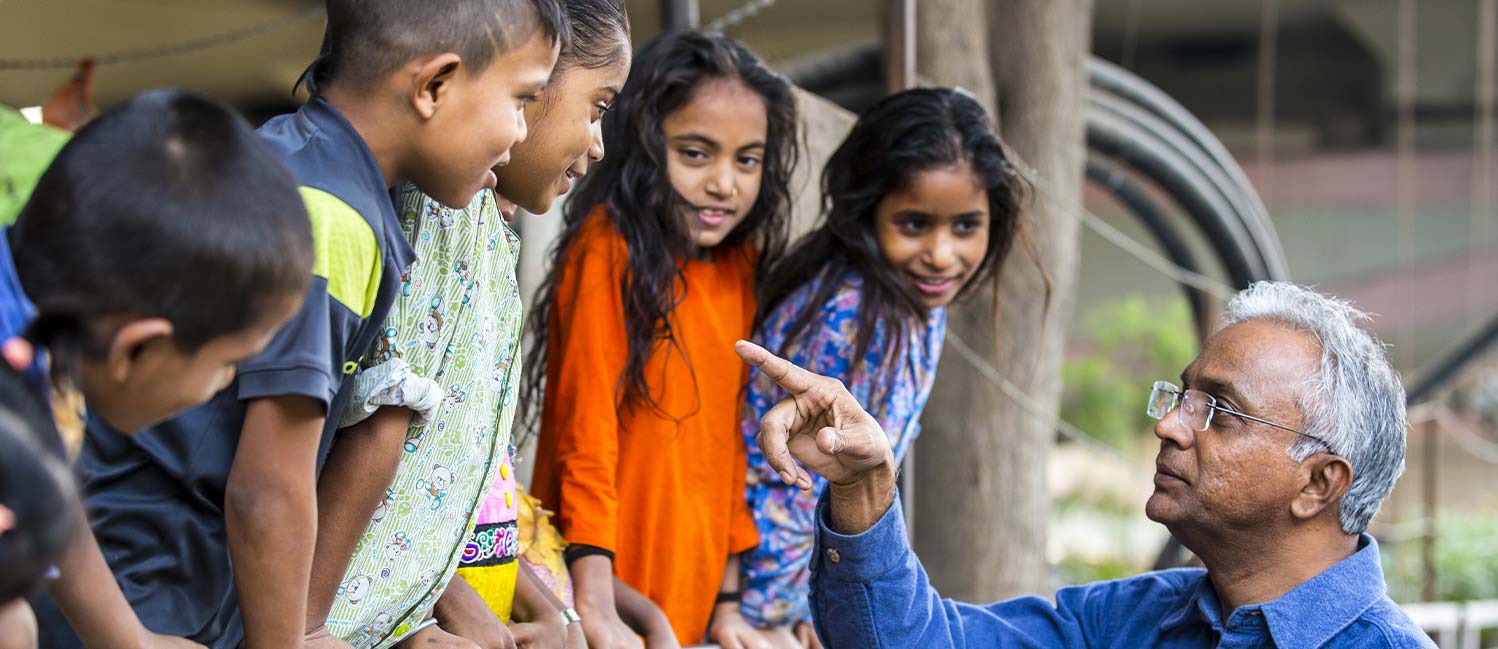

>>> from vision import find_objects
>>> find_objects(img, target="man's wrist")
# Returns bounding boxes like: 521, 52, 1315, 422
827, 460, 896, 535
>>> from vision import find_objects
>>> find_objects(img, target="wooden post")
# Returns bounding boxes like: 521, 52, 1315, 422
661, 0, 699, 32
913, 0, 1093, 600
884, 0, 915, 93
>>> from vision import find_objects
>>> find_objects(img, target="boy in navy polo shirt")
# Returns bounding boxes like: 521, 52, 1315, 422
11, 89, 313, 649
41, 2, 564, 649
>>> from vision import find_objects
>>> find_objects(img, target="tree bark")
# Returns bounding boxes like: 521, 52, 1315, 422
912, 0, 1092, 601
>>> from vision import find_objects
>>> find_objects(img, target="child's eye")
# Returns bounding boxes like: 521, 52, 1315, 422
678, 148, 709, 162
954, 219, 983, 235
736, 155, 762, 168
593, 103, 612, 122
898, 220, 929, 235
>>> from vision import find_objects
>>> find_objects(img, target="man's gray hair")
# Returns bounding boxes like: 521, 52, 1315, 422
1222, 281, 1406, 535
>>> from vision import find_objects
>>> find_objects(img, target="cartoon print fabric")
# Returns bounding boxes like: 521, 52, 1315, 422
326, 188, 526, 647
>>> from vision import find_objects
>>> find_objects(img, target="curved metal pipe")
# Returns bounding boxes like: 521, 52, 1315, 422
1086, 107, 1263, 288
1089, 58, 1290, 280
1085, 156, 1213, 337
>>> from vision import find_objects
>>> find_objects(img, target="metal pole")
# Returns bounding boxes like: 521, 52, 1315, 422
1421, 420, 1439, 602
661, 0, 700, 31
884, 0, 915, 92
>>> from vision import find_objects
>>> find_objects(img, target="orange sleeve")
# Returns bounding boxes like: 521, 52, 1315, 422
547, 216, 629, 554
728, 458, 760, 554
727, 247, 761, 555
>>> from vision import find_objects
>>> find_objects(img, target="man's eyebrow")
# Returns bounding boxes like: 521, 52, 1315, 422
1191, 372, 1248, 408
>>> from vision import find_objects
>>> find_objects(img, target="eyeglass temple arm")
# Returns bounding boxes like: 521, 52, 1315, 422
1212, 404, 1315, 439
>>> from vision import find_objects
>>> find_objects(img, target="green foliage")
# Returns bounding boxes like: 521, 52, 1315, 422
1061, 296, 1199, 450
1059, 554, 1140, 585
1383, 510, 1498, 603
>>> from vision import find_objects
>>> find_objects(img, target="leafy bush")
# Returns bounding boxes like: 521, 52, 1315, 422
1061, 296, 1198, 450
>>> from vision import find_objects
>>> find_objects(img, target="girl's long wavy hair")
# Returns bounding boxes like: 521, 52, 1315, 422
521, 30, 799, 428
757, 88, 1042, 374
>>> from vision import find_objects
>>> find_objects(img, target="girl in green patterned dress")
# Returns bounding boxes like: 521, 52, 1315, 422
324, 2, 649, 648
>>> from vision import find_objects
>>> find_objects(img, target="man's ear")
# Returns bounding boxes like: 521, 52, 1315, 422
104, 318, 174, 383
410, 53, 464, 120
1290, 453, 1354, 522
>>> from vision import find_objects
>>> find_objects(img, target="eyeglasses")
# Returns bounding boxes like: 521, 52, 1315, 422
1146, 380, 1330, 451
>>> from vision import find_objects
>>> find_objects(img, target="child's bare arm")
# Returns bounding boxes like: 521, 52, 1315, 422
611, 577, 675, 648
508, 562, 569, 649
44, 510, 204, 648
305, 405, 412, 630
225, 395, 328, 649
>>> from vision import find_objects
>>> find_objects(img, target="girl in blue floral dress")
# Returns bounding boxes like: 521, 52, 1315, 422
734, 88, 1042, 647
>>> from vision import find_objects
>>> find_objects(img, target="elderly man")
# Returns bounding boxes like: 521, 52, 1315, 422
737, 282, 1433, 648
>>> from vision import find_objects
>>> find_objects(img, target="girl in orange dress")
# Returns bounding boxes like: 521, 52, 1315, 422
523, 30, 799, 648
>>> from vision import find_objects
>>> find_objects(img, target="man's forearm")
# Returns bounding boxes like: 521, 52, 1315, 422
827, 462, 896, 536
306, 406, 412, 629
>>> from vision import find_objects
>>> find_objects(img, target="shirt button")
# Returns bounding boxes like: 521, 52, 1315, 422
826, 548, 842, 563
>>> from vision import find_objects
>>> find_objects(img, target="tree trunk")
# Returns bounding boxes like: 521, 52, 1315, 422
913, 0, 1092, 601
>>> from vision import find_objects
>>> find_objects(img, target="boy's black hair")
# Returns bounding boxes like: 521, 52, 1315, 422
757, 88, 1042, 381
0, 361, 79, 601
302, 0, 570, 95
11, 88, 313, 371
523, 30, 799, 424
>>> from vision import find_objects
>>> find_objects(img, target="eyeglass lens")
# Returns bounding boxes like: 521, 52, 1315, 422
1147, 381, 1213, 432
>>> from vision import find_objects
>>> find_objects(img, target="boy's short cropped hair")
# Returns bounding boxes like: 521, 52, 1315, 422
307, 0, 570, 93
12, 88, 313, 358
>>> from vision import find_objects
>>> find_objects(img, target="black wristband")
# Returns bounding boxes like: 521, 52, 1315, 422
564, 544, 615, 565
716, 591, 741, 605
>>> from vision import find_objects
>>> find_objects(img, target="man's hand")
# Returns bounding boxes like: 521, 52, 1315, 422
735, 341, 897, 534
735, 341, 893, 488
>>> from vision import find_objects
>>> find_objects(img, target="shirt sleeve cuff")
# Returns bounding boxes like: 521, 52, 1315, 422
564, 544, 615, 565
814, 488, 911, 583
236, 365, 333, 411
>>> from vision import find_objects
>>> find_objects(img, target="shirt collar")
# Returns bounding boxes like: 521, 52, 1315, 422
299, 97, 417, 276
1157, 535, 1387, 649
1158, 573, 1223, 634
1262, 534, 1388, 649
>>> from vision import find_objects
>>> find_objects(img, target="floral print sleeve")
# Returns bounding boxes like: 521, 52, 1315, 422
738, 272, 947, 628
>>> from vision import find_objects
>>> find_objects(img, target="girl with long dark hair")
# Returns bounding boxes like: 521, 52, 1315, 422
733, 88, 1041, 648
524, 29, 798, 648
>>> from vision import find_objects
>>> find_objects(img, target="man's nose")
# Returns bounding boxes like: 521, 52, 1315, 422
1153, 404, 1195, 450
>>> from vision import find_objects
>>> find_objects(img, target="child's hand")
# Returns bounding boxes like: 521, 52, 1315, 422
792, 622, 823, 649
575, 606, 640, 649
1, 338, 31, 371
510, 615, 566, 649
707, 605, 773, 649
564, 621, 588, 649
301, 628, 356, 649
143, 631, 207, 649
642, 627, 679, 649
397, 625, 484, 649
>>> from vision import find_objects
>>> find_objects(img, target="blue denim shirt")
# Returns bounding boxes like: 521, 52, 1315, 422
810, 491, 1434, 648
